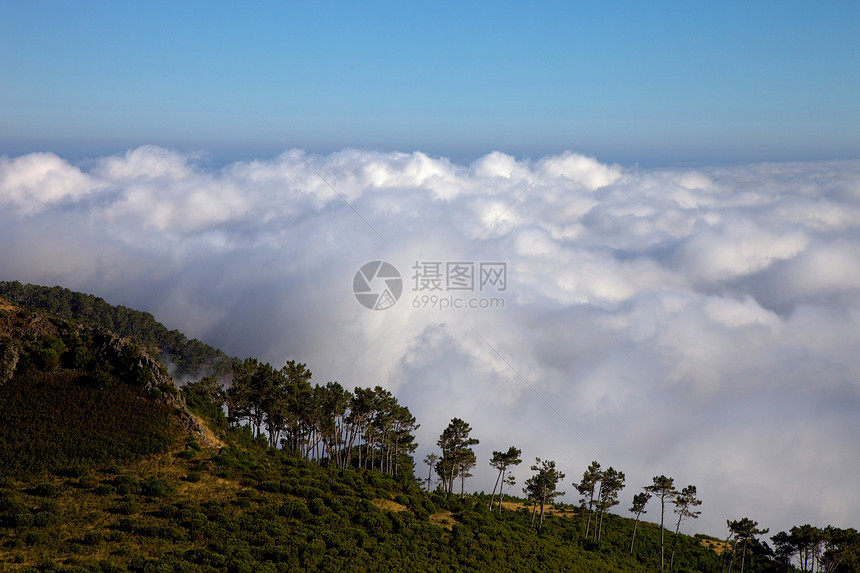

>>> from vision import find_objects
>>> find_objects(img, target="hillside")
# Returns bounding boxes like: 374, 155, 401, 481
0, 282, 232, 381
0, 288, 850, 572
0, 297, 218, 477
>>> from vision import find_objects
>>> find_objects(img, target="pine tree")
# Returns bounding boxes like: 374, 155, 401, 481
629, 491, 651, 555
576, 461, 602, 540
435, 418, 478, 499
669, 485, 702, 570
595, 466, 625, 545
488, 447, 522, 512
646, 475, 677, 570
524, 458, 565, 531
728, 517, 768, 573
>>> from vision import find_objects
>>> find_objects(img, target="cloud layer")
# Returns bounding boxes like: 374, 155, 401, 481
3, 146, 860, 537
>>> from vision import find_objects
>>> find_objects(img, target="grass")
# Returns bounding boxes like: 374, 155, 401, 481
371, 498, 410, 512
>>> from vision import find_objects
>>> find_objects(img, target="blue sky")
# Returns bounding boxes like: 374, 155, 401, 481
2, 1, 858, 165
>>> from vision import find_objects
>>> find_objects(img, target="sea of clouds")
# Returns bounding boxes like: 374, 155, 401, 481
2, 145, 860, 537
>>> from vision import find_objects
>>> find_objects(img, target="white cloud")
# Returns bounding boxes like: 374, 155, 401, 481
678, 220, 809, 283
2, 147, 860, 538
0, 152, 93, 214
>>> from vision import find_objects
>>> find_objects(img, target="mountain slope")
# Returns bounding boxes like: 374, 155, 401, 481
0, 296, 204, 476
0, 289, 734, 572
0, 282, 231, 381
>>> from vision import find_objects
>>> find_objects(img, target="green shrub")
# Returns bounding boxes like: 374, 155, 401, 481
83, 530, 104, 545
79, 476, 100, 489
57, 465, 88, 478
113, 475, 138, 495
308, 497, 327, 516
94, 483, 115, 496
37, 559, 59, 571
115, 497, 140, 515
0, 487, 18, 512
33, 510, 56, 527
13, 511, 34, 528
157, 525, 185, 541
25, 530, 47, 546
98, 559, 125, 573
102, 464, 122, 475
33, 482, 59, 497
141, 478, 173, 498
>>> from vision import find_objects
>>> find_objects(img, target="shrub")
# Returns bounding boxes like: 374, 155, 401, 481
102, 464, 122, 475
115, 498, 140, 515
113, 475, 138, 495
308, 497, 327, 516
33, 482, 59, 498
141, 478, 173, 498
33, 510, 56, 527
36, 559, 59, 571
256, 480, 281, 493
57, 465, 88, 478
83, 530, 104, 545
79, 476, 100, 489
25, 530, 46, 546
279, 500, 311, 521
94, 484, 115, 496
97, 560, 125, 573
157, 525, 185, 541
13, 511, 34, 528
0, 488, 19, 512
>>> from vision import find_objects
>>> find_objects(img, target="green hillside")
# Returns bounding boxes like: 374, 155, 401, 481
0, 282, 231, 381
0, 297, 189, 477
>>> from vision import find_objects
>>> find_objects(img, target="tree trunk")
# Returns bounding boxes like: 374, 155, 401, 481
721, 534, 732, 573
659, 500, 666, 571
670, 514, 683, 571
597, 508, 605, 544
584, 508, 593, 540
497, 469, 506, 515
539, 502, 545, 531
728, 542, 737, 573
593, 484, 603, 541
630, 517, 640, 555
489, 470, 502, 510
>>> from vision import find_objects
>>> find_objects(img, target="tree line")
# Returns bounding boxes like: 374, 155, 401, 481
420, 417, 860, 572
194, 358, 419, 477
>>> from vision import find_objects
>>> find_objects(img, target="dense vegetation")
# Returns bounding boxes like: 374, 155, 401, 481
0, 369, 181, 476
1, 287, 858, 572
0, 300, 186, 476
0, 282, 231, 380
